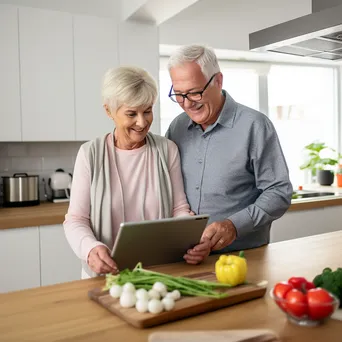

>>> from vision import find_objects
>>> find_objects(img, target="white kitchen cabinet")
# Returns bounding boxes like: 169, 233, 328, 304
19, 7, 75, 141
271, 206, 342, 243
118, 21, 160, 134
0, 227, 40, 293
0, 5, 21, 141
73, 15, 118, 140
39, 224, 81, 286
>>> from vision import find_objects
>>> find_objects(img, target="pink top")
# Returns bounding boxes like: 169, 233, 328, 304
64, 134, 190, 263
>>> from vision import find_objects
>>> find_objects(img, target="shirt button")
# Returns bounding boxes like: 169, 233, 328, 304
198, 159, 203, 164
196, 186, 199, 190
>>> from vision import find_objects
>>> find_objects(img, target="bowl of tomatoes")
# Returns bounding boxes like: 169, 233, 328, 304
270, 276, 340, 326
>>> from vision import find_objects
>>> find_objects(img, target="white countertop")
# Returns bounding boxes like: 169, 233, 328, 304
291, 183, 342, 204
298, 183, 342, 194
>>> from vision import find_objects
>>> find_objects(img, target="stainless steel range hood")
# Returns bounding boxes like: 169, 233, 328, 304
249, 0, 342, 61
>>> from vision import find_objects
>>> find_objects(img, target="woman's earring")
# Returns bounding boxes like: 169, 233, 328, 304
106, 108, 112, 118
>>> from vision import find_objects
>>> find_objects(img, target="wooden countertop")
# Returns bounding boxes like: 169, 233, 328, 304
0, 201, 69, 229
1, 231, 341, 342
2, 190, 342, 230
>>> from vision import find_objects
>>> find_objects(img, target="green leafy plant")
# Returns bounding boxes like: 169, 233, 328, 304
300, 142, 341, 176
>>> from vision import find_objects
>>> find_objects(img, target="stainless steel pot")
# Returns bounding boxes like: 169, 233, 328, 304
2, 173, 40, 207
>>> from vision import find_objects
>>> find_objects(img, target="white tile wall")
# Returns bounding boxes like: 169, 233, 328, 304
0, 141, 85, 202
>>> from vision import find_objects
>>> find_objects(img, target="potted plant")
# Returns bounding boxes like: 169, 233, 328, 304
300, 142, 341, 186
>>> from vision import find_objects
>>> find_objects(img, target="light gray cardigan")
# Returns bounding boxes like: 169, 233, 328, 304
81, 132, 173, 277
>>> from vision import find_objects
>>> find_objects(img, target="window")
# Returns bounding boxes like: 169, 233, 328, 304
159, 68, 183, 136
268, 65, 337, 187
220, 63, 260, 111
159, 59, 260, 135
159, 57, 338, 188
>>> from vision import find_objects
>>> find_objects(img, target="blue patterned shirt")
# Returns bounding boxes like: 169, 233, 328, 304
166, 90, 293, 252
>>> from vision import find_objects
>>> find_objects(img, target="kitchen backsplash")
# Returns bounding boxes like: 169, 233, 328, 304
0, 141, 85, 202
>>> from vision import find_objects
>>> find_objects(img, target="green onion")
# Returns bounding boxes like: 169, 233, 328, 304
104, 262, 232, 299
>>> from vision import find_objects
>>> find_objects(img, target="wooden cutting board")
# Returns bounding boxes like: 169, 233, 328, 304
148, 330, 280, 342
88, 271, 267, 329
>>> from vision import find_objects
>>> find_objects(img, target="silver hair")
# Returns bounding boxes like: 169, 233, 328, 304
167, 45, 220, 80
102, 66, 158, 111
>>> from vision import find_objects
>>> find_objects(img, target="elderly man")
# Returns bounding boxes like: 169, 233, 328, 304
166, 45, 293, 265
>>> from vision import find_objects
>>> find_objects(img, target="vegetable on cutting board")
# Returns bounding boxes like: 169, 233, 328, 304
215, 251, 247, 286
104, 258, 250, 315
104, 262, 233, 299
109, 281, 178, 314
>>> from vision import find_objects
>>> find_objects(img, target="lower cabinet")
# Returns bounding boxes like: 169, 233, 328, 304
39, 224, 81, 286
271, 205, 342, 243
0, 224, 81, 293
0, 227, 40, 293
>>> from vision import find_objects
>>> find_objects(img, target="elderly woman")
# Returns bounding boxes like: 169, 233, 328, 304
64, 66, 210, 279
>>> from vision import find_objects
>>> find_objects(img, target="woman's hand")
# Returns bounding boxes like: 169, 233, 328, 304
183, 238, 211, 265
88, 245, 119, 274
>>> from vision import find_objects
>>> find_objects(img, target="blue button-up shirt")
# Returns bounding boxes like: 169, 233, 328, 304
166, 90, 293, 252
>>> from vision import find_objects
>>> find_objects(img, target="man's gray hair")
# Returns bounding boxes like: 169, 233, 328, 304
167, 45, 220, 80
102, 66, 158, 111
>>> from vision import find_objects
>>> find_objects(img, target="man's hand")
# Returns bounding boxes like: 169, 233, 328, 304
88, 245, 118, 274
183, 238, 211, 265
201, 219, 237, 251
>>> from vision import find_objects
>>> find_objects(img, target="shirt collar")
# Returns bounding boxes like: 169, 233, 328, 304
187, 90, 237, 130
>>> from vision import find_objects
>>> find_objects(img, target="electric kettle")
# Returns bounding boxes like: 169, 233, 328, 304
48, 168, 72, 201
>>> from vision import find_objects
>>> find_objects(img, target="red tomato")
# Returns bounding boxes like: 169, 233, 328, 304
307, 288, 334, 320
285, 289, 308, 318
288, 276, 316, 292
274, 282, 294, 299
288, 277, 307, 290
273, 282, 294, 311
305, 281, 315, 291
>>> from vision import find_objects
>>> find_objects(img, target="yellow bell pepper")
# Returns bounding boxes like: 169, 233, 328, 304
215, 251, 247, 286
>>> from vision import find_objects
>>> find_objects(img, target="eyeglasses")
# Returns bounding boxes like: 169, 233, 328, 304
168, 73, 218, 104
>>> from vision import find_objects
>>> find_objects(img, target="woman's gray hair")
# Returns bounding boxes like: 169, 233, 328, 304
102, 66, 158, 111
167, 45, 220, 80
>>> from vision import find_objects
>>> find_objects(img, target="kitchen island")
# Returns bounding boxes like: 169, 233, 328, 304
1, 231, 341, 342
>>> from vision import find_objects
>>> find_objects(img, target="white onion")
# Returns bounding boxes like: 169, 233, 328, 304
148, 299, 163, 314
166, 290, 181, 301
122, 282, 136, 293
135, 288, 149, 301
171, 290, 181, 300
135, 299, 149, 313
148, 289, 161, 300
152, 281, 167, 294
120, 292, 136, 308
109, 285, 122, 298
161, 297, 175, 311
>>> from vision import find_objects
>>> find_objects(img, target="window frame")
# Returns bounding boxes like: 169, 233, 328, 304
160, 56, 341, 155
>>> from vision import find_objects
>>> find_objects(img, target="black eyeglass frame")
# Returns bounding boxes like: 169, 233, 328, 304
168, 73, 218, 103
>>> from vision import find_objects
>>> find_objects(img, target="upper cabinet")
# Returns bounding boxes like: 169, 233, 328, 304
0, 6, 159, 142
73, 15, 118, 140
19, 7, 75, 141
118, 22, 160, 134
0, 5, 21, 141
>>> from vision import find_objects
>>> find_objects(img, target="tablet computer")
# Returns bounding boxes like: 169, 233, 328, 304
111, 214, 209, 270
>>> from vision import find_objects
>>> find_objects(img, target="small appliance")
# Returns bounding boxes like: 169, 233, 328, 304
47, 169, 72, 203
2, 173, 40, 207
